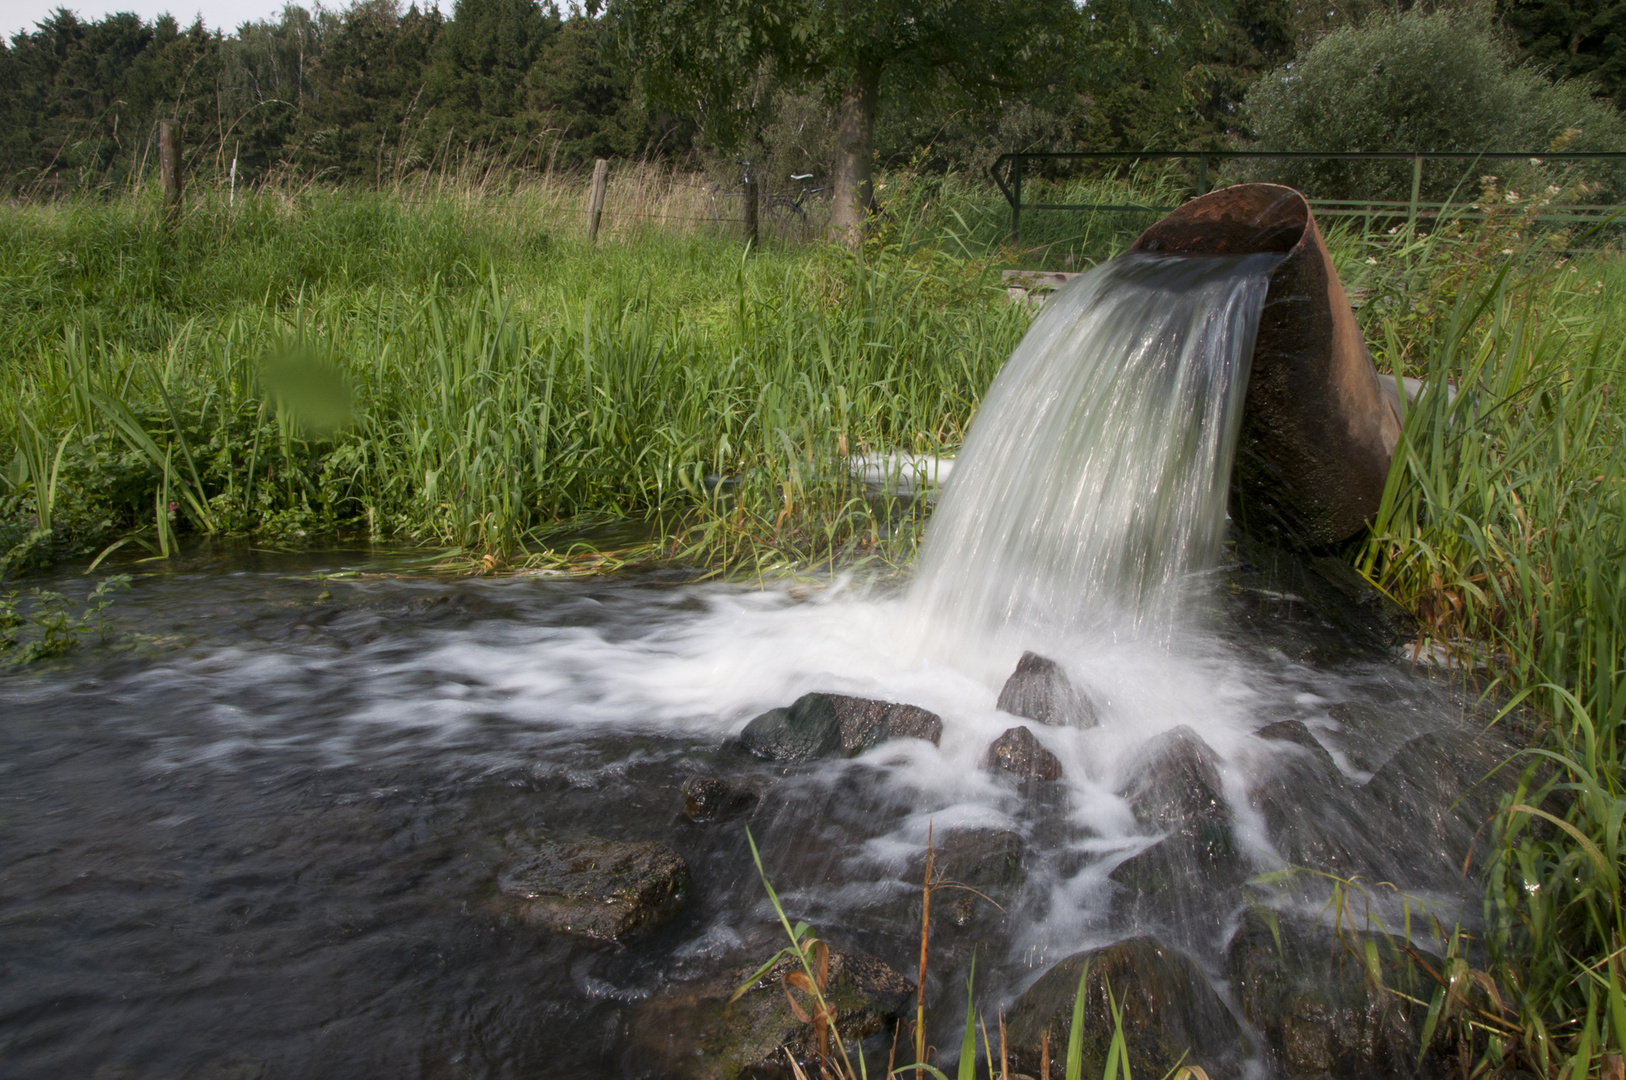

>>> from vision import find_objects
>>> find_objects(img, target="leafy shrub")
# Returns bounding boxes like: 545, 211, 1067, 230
1237, 8, 1626, 201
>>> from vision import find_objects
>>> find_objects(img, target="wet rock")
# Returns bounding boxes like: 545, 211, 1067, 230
1357, 728, 1515, 882
913, 829, 1025, 927
629, 949, 914, 1080
1109, 830, 1241, 892
1112, 728, 1243, 944
1231, 533, 1417, 654
986, 726, 1064, 782
1005, 937, 1246, 1079
997, 652, 1098, 728
1226, 907, 1437, 1078
496, 835, 689, 941
682, 776, 761, 822
739, 693, 942, 763
739, 693, 843, 762
1118, 725, 1231, 838
1247, 722, 1365, 876
828, 694, 943, 753
1255, 719, 1337, 766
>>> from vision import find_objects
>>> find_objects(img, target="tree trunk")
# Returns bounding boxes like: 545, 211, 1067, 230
829, 65, 880, 249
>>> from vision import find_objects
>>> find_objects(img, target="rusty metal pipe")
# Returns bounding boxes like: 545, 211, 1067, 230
1131, 183, 1401, 547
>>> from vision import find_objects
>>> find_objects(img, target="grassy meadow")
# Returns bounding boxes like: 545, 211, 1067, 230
4, 168, 1626, 1075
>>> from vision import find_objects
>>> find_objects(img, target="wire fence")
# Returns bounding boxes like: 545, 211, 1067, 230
990, 151, 1626, 244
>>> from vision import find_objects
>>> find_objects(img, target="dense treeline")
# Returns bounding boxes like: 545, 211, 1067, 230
6, 0, 1620, 198
0, 0, 664, 193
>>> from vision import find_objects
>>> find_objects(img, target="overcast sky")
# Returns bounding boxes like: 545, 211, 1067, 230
1, 0, 450, 39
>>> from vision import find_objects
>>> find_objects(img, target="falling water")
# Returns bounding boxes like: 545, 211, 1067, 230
911, 251, 1283, 644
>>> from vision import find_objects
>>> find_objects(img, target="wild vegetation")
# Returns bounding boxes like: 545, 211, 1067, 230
4, 0, 1626, 1074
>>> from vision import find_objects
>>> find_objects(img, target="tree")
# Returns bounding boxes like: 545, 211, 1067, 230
292, 1, 440, 182
425, 0, 559, 153
602, 0, 1076, 246
527, 15, 662, 167
1500, 0, 1626, 111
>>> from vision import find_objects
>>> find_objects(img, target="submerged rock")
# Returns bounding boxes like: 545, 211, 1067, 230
739, 693, 942, 763
914, 828, 1026, 927
496, 836, 689, 941
1226, 907, 1437, 1078
681, 775, 761, 822
1005, 937, 1246, 1079
986, 725, 1064, 782
997, 651, 1099, 728
629, 949, 914, 1080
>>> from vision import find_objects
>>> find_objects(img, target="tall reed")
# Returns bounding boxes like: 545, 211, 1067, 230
1359, 233, 1626, 1073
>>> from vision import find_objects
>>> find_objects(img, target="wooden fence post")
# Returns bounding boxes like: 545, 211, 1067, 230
742, 173, 759, 248
158, 119, 182, 218
1407, 152, 1422, 232
586, 158, 609, 242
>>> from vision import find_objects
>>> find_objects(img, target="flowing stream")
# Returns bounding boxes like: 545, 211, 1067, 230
0, 255, 1505, 1079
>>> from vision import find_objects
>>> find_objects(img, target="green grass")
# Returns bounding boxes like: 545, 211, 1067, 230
0, 182, 1031, 576
1350, 218, 1626, 1074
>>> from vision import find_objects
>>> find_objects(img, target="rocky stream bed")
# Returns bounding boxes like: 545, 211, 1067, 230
0, 538, 1521, 1079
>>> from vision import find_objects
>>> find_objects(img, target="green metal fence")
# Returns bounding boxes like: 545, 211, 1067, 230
990, 150, 1626, 244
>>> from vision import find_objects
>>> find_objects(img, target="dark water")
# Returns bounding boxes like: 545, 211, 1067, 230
0, 546, 1508, 1079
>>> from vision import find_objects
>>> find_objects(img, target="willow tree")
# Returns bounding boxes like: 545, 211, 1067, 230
601, 0, 1075, 246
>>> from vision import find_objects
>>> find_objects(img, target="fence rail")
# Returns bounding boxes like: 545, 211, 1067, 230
990, 150, 1626, 245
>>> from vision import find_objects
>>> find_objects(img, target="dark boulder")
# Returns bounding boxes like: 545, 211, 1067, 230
682, 775, 762, 822
629, 949, 914, 1080
496, 835, 689, 941
1356, 728, 1515, 884
1226, 907, 1439, 1078
1118, 726, 1231, 841
1111, 728, 1244, 944
739, 694, 843, 762
828, 694, 943, 753
997, 652, 1099, 728
1255, 719, 1337, 766
986, 726, 1064, 782
1246, 722, 1366, 877
739, 693, 942, 763
1005, 937, 1246, 1079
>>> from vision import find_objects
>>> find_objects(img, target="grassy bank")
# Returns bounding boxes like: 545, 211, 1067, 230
0, 181, 1037, 577
1355, 244, 1626, 1073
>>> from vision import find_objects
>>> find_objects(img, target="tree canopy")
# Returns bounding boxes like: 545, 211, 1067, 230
1, 0, 1623, 206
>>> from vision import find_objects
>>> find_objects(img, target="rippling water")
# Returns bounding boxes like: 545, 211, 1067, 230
0, 544, 1487, 1078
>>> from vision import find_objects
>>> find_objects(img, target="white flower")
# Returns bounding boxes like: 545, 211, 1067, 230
1506, 191, 1520, 202
1547, 185, 1562, 196
1502, 248, 1514, 255
1365, 256, 1378, 264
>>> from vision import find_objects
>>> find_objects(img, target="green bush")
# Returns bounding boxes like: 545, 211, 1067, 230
1237, 7, 1626, 202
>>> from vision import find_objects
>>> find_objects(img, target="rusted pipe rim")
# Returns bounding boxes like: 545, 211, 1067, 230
1131, 184, 1309, 259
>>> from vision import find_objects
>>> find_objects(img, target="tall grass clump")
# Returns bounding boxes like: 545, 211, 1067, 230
0, 180, 1031, 576
1358, 231, 1626, 1072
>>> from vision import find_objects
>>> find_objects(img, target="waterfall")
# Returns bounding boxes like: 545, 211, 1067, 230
910, 252, 1282, 645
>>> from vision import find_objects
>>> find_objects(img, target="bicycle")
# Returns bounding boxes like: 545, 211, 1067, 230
765, 173, 829, 222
